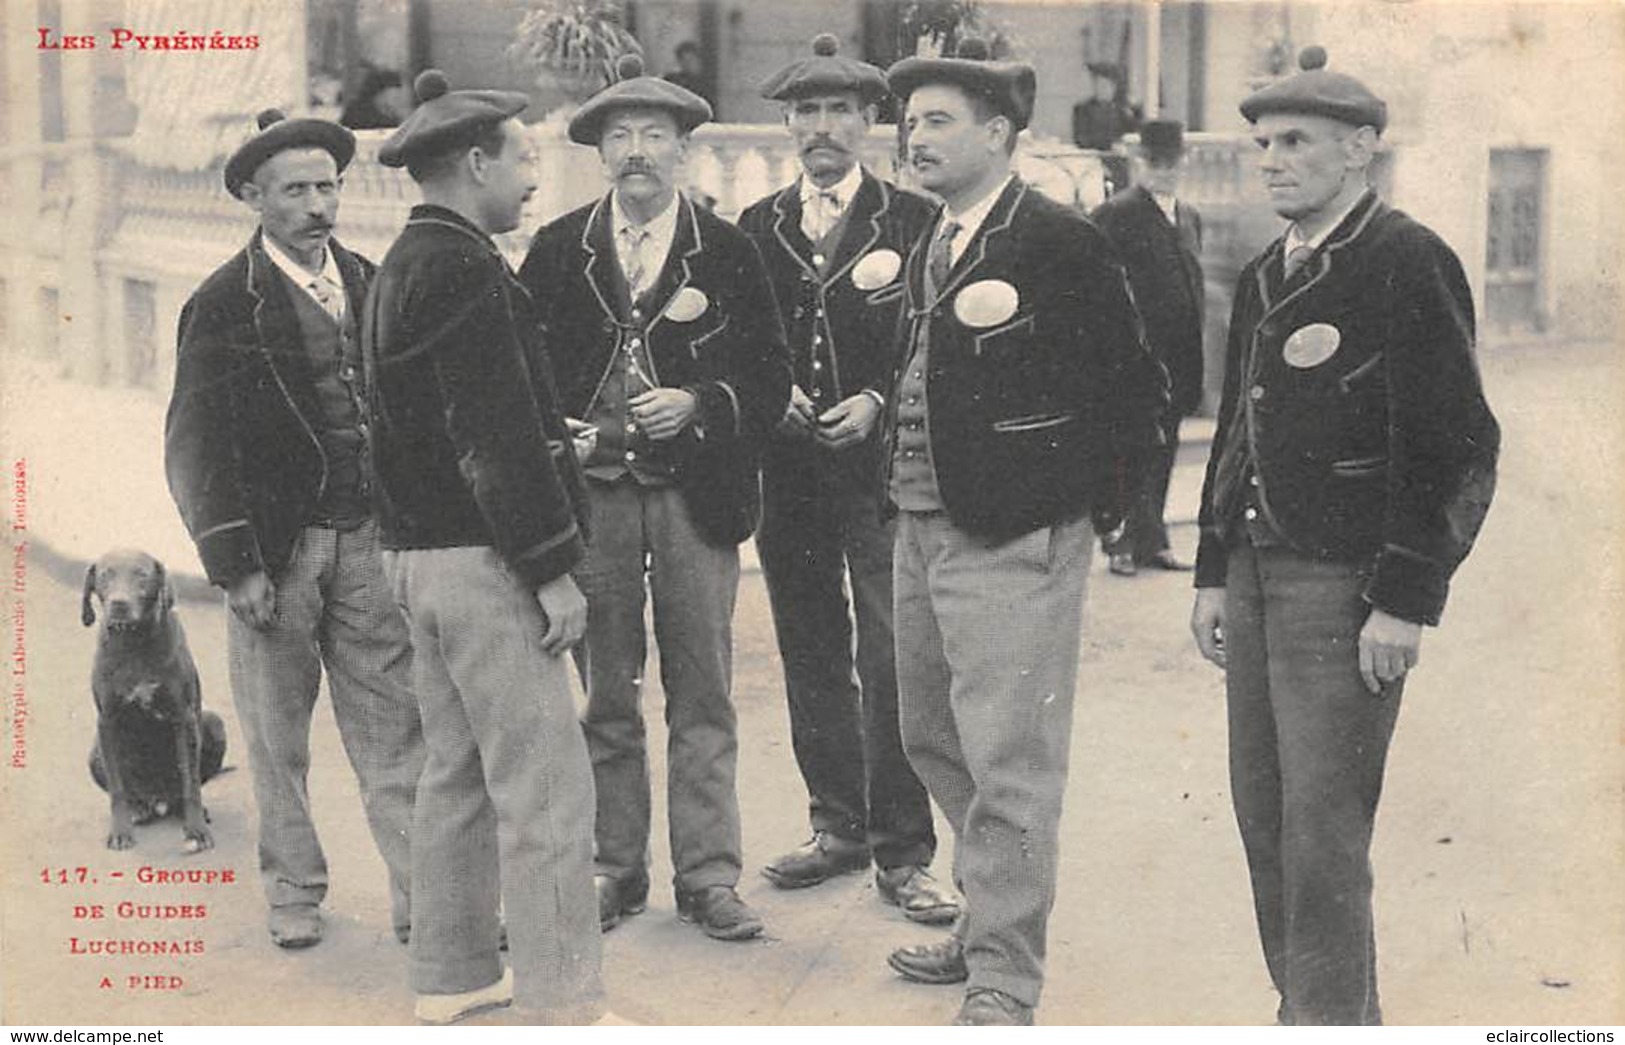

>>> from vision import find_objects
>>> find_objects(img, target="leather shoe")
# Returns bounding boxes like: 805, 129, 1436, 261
1139, 550, 1192, 571
875, 865, 959, 925
676, 884, 763, 941
268, 904, 323, 949
596, 873, 649, 933
952, 988, 1034, 1026
1108, 552, 1138, 576
887, 935, 967, 984
761, 831, 870, 889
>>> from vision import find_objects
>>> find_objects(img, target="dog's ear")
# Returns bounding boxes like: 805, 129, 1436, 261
81, 565, 98, 626
156, 561, 175, 617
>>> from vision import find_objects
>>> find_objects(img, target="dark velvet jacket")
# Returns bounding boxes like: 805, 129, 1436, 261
1091, 184, 1207, 418
1195, 192, 1500, 625
518, 192, 790, 547
361, 205, 589, 589
738, 170, 937, 492
879, 177, 1168, 542
165, 232, 374, 589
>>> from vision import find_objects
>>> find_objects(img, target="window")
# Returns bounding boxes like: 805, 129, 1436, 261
1485, 148, 1547, 334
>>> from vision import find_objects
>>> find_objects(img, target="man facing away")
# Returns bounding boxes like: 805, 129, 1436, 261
1190, 47, 1499, 1025
164, 109, 423, 951
736, 32, 957, 926
878, 37, 1167, 1026
518, 54, 790, 942
364, 70, 604, 1024
1093, 118, 1206, 577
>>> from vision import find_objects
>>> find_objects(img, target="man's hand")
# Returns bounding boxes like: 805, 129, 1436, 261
1190, 587, 1227, 669
535, 574, 588, 656
815, 393, 882, 451
228, 571, 276, 631
566, 417, 599, 461
778, 384, 819, 440
629, 388, 698, 442
1358, 608, 1421, 696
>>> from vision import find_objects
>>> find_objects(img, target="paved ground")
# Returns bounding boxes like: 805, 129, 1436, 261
1, 343, 1621, 1025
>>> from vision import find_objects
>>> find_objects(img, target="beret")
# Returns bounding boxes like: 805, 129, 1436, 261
886, 36, 1037, 132
1137, 118, 1185, 159
568, 54, 713, 146
1240, 46, 1388, 134
225, 109, 355, 198
377, 69, 529, 168
760, 33, 889, 105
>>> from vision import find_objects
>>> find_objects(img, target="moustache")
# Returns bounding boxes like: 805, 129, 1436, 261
802, 137, 848, 153
300, 223, 334, 236
618, 160, 658, 177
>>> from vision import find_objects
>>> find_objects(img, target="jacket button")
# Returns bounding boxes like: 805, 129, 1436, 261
1249, 385, 1265, 401
1244, 507, 1259, 521
812, 360, 823, 372
624, 450, 636, 463
1249, 474, 1260, 488
629, 338, 642, 349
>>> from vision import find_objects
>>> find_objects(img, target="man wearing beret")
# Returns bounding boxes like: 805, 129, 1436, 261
165, 110, 423, 951
518, 55, 790, 942
736, 34, 956, 924
365, 70, 603, 1023
1190, 47, 1499, 1025
879, 39, 1166, 1025
1092, 118, 1206, 577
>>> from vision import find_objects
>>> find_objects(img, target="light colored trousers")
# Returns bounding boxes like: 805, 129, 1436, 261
575, 479, 743, 893
893, 511, 1091, 1008
384, 546, 603, 1018
225, 521, 423, 932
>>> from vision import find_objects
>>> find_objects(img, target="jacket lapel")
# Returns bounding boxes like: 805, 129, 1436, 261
245, 232, 323, 431
580, 194, 631, 323
933, 177, 1026, 304
642, 194, 703, 333
821, 172, 888, 288
770, 185, 819, 281
1256, 191, 1385, 325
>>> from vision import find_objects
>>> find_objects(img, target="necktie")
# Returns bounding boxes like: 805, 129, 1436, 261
620, 225, 652, 299
927, 220, 961, 300
802, 191, 841, 243
1284, 244, 1315, 280
307, 278, 344, 324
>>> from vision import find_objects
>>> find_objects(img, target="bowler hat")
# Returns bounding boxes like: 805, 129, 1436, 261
224, 109, 355, 199
568, 54, 713, 146
377, 69, 529, 168
760, 33, 889, 105
886, 36, 1036, 132
1240, 46, 1388, 134
1137, 119, 1185, 161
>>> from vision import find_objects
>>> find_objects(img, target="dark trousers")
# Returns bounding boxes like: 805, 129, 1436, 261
1104, 412, 1180, 561
1223, 540, 1403, 1025
756, 456, 934, 869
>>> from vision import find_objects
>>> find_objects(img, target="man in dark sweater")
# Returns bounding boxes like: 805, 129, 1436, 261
364, 70, 603, 1025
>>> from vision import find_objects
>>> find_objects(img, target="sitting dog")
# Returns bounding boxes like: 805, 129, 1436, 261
82, 550, 225, 853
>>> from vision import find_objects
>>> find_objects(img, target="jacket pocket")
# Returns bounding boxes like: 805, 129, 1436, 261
1338, 352, 1385, 393
865, 284, 906, 307
687, 315, 732, 360
991, 410, 1074, 434
1328, 454, 1388, 478
971, 313, 1035, 357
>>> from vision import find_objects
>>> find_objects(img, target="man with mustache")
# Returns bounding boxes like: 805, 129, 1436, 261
1190, 48, 1499, 1025
518, 55, 789, 942
879, 39, 1166, 1025
735, 34, 955, 925
365, 70, 606, 1024
165, 110, 424, 950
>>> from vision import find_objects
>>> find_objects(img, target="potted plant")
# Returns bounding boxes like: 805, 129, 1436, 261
508, 0, 643, 105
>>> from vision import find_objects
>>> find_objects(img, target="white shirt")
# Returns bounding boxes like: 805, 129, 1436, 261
938, 174, 1015, 265
799, 164, 865, 240
262, 235, 344, 318
1152, 191, 1180, 225
613, 191, 681, 294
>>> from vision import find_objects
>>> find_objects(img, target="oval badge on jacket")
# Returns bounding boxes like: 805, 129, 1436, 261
1282, 323, 1341, 368
664, 286, 709, 323
850, 249, 902, 291
953, 279, 1019, 329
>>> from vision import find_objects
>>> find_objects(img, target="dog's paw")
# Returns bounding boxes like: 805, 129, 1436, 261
106, 829, 136, 851
182, 825, 214, 854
